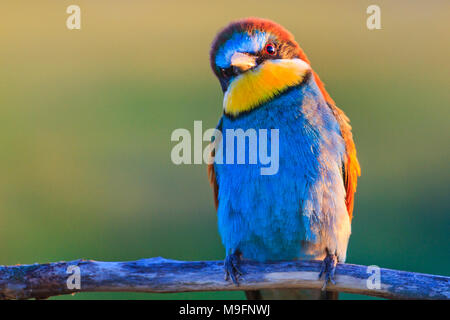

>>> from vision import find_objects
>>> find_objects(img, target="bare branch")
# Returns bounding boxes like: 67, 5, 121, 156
0, 257, 448, 299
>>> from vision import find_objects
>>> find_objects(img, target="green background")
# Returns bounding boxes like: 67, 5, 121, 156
1, 1, 449, 299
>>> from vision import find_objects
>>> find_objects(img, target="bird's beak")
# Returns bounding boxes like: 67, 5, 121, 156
230, 52, 257, 72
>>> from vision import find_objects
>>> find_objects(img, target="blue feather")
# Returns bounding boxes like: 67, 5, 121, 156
215, 31, 267, 69
214, 76, 347, 262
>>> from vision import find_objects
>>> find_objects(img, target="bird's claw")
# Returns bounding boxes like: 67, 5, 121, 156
318, 252, 337, 290
224, 251, 243, 286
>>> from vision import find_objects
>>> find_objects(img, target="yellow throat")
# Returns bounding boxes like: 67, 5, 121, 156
223, 59, 311, 116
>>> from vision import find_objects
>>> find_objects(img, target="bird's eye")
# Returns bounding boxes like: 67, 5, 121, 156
265, 43, 276, 55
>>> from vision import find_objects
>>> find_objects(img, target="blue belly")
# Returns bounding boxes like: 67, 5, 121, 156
214, 80, 345, 261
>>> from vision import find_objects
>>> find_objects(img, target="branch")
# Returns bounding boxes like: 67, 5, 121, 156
0, 257, 448, 300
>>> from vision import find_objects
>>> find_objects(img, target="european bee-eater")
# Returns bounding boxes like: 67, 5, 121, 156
208, 17, 360, 299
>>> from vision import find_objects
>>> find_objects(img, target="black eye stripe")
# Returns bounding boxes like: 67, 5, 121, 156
217, 41, 282, 79
221, 67, 236, 78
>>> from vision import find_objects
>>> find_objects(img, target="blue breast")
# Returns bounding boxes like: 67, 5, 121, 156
214, 77, 346, 261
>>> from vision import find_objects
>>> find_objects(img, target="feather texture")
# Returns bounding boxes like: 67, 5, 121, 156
209, 75, 351, 262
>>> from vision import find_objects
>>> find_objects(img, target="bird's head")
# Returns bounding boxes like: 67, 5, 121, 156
210, 17, 317, 117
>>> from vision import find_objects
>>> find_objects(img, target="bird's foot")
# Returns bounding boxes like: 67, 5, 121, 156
224, 250, 243, 286
318, 251, 338, 291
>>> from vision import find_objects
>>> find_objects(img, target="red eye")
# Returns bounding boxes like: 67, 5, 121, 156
265, 43, 276, 55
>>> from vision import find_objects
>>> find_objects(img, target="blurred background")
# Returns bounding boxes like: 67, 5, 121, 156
0, 0, 448, 299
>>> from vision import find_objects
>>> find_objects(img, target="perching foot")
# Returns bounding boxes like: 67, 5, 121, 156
224, 250, 243, 286
318, 251, 338, 290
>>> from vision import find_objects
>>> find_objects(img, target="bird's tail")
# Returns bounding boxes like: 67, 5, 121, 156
245, 289, 338, 300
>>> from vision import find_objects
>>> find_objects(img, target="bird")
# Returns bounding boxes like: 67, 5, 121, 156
207, 17, 360, 299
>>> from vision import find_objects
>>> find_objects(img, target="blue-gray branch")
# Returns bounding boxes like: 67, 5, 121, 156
0, 257, 448, 299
